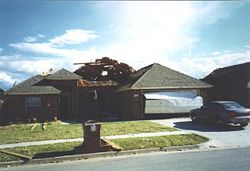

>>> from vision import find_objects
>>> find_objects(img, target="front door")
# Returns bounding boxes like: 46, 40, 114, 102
60, 95, 72, 119
87, 90, 110, 118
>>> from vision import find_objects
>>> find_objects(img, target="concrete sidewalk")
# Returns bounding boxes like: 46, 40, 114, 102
0, 131, 189, 149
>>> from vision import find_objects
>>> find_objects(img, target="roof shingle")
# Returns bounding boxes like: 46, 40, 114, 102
5, 76, 60, 95
117, 63, 212, 92
47, 68, 82, 80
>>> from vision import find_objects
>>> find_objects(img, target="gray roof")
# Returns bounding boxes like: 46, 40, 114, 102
0, 88, 4, 93
202, 62, 250, 81
116, 63, 212, 92
5, 76, 60, 95
47, 68, 82, 80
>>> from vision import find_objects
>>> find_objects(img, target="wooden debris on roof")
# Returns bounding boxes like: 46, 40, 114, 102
74, 57, 135, 83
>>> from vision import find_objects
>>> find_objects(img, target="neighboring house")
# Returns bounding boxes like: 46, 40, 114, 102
4, 69, 80, 122
4, 62, 212, 122
4, 68, 119, 122
0, 88, 4, 100
0, 88, 5, 123
114, 63, 212, 120
202, 62, 250, 108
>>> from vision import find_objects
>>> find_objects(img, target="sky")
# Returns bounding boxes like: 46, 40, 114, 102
0, 1, 249, 90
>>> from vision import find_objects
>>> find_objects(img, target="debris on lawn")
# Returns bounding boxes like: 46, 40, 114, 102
42, 123, 46, 130
0, 150, 31, 161
101, 138, 123, 151
31, 123, 38, 130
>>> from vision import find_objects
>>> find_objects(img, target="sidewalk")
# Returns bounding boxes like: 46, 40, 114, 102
0, 130, 189, 149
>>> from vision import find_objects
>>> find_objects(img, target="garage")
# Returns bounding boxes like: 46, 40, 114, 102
115, 63, 212, 120
144, 90, 203, 114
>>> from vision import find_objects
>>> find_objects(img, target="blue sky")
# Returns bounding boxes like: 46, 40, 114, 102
0, 1, 249, 90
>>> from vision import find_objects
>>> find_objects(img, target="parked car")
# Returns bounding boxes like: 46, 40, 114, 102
190, 101, 250, 127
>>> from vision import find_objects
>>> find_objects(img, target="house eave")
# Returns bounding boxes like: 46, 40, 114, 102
115, 85, 212, 93
4, 92, 61, 95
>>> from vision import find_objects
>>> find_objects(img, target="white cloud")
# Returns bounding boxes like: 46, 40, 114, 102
10, 42, 98, 59
113, 1, 196, 53
245, 45, 250, 49
0, 72, 18, 85
9, 59, 60, 74
10, 29, 99, 59
90, 1, 232, 71
49, 29, 98, 46
24, 34, 45, 42
5, 2, 247, 88
179, 50, 250, 78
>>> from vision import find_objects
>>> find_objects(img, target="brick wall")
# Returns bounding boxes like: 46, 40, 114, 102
115, 90, 144, 120
6, 94, 59, 122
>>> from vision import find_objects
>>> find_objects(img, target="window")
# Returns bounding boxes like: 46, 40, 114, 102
26, 97, 41, 118
26, 97, 41, 107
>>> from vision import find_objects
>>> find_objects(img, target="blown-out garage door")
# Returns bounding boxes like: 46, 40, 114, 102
144, 91, 203, 114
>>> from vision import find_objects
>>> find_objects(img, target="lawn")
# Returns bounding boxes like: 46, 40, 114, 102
111, 134, 209, 150
0, 134, 208, 162
0, 141, 82, 162
0, 121, 177, 144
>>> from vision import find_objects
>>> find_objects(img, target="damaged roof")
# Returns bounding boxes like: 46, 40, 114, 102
117, 63, 212, 92
74, 57, 135, 83
5, 75, 61, 95
47, 68, 82, 80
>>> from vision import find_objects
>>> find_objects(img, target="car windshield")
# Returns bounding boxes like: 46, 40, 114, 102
221, 102, 244, 110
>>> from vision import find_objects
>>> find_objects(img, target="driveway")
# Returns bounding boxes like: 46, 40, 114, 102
151, 117, 250, 149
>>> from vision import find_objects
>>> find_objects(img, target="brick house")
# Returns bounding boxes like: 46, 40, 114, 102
3, 62, 211, 122
0, 88, 4, 100
0, 88, 5, 123
114, 63, 212, 120
202, 62, 250, 108
4, 69, 80, 122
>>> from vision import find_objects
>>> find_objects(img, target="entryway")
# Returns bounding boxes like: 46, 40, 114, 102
60, 95, 72, 119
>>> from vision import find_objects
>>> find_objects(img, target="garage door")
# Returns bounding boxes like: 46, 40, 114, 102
144, 91, 203, 114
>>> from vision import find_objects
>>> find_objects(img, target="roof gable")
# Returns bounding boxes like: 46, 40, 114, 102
117, 63, 211, 92
203, 62, 250, 82
47, 68, 82, 80
0, 88, 4, 93
5, 76, 60, 95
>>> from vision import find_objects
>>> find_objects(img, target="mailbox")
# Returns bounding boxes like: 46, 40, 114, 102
83, 121, 101, 148
74, 120, 114, 153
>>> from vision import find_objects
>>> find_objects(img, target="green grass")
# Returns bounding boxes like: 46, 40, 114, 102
0, 153, 20, 162
0, 134, 208, 162
111, 134, 209, 150
0, 121, 177, 144
0, 122, 83, 145
101, 121, 177, 136
0, 141, 82, 162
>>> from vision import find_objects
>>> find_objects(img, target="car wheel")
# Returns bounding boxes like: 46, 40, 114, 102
215, 118, 224, 128
240, 123, 248, 127
190, 113, 198, 122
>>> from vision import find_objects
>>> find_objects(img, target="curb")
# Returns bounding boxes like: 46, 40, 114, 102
0, 144, 199, 168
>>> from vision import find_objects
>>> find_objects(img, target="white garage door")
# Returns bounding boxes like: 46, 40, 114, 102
144, 91, 203, 114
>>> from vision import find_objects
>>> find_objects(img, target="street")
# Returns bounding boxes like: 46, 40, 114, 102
4, 147, 250, 171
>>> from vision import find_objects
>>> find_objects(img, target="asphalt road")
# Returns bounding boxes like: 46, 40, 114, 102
4, 147, 250, 171
152, 117, 250, 149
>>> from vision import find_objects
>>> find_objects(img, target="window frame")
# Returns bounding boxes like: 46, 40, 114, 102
26, 96, 41, 107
